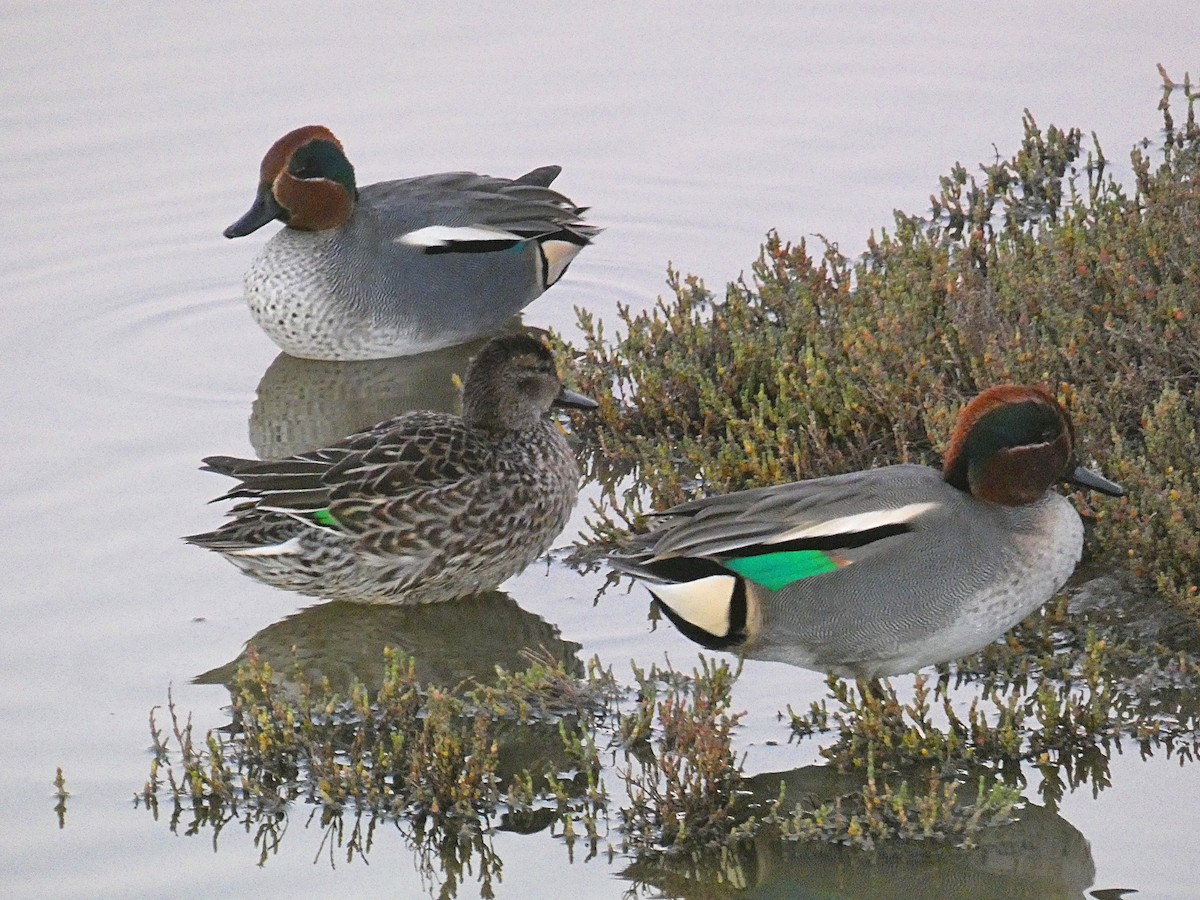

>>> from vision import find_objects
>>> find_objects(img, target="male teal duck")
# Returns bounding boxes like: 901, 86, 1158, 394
225, 126, 599, 360
187, 333, 596, 604
614, 385, 1125, 678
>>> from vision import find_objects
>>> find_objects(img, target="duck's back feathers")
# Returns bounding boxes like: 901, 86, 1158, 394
371, 172, 598, 251
197, 411, 486, 519
639, 465, 946, 563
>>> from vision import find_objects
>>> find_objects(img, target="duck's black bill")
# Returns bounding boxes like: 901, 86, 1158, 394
224, 186, 285, 238
1069, 465, 1125, 497
553, 388, 599, 411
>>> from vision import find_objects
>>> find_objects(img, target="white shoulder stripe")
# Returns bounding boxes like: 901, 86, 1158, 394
764, 501, 939, 544
649, 575, 737, 638
396, 225, 523, 248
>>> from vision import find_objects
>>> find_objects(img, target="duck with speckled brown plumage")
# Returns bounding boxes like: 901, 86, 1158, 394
187, 333, 596, 604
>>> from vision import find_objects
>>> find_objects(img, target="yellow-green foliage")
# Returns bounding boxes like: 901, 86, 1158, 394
567, 79, 1200, 617
619, 657, 751, 853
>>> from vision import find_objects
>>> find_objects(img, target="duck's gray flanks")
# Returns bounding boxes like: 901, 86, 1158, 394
225, 126, 599, 360
614, 385, 1125, 679
187, 334, 597, 604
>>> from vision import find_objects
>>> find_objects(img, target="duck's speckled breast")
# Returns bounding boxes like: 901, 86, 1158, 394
871, 491, 1084, 675
476, 420, 582, 560
243, 206, 548, 360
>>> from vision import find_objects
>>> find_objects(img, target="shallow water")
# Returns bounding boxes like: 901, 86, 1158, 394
4, 3, 1199, 897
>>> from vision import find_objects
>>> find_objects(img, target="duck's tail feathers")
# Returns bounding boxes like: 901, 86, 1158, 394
515, 165, 562, 187
183, 511, 305, 552
611, 550, 750, 652
199, 454, 333, 509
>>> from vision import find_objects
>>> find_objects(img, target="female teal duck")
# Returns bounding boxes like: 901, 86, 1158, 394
188, 334, 596, 604
614, 385, 1125, 678
225, 126, 599, 360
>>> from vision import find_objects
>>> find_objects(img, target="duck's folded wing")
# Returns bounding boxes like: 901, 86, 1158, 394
371, 172, 600, 250
200, 452, 349, 510
643, 465, 946, 561
201, 413, 486, 518
325, 476, 483, 557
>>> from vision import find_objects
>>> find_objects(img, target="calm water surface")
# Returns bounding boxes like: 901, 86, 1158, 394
4, 3, 1198, 897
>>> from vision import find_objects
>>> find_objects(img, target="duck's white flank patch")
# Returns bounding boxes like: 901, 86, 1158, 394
765, 502, 939, 544
539, 239, 585, 287
396, 225, 522, 248
650, 575, 737, 638
226, 537, 303, 557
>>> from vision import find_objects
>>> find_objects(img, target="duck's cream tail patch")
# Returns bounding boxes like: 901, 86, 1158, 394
225, 536, 303, 557
649, 575, 737, 639
539, 239, 585, 287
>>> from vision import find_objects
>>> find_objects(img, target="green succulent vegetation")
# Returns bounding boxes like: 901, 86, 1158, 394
563, 74, 1200, 620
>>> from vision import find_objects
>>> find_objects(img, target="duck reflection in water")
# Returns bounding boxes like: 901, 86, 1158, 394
187, 333, 596, 604
195, 591, 582, 697
249, 327, 531, 460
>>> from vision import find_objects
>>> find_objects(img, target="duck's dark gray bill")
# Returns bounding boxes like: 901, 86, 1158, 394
553, 388, 599, 410
1069, 465, 1125, 497
224, 188, 285, 238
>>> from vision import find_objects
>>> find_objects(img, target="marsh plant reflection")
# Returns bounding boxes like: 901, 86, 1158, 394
142, 592, 608, 887
141, 583, 1199, 900
625, 767, 1095, 900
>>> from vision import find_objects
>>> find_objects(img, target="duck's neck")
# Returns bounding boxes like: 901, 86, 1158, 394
463, 398, 544, 434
